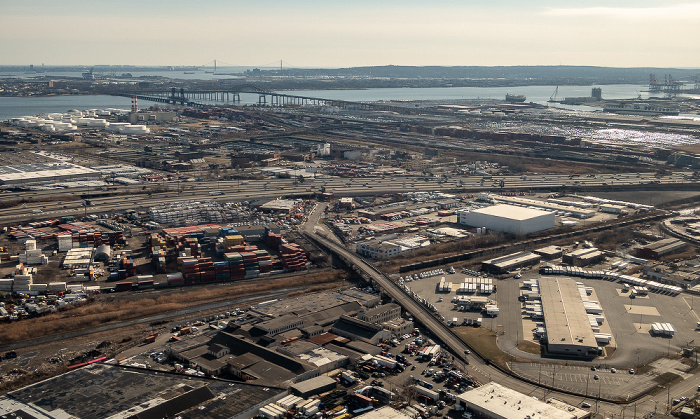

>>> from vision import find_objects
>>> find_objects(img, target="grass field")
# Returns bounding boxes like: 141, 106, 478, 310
0, 270, 348, 347
453, 326, 515, 369
517, 340, 542, 355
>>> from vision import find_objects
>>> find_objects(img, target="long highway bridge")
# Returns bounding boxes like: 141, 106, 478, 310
115, 83, 423, 113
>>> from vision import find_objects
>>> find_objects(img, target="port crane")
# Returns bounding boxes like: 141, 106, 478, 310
548, 86, 558, 102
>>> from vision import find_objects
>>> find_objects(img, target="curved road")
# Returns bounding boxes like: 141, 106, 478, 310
305, 229, 700, 417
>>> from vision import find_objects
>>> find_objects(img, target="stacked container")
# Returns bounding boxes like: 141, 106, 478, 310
264, 228, 283, 248
13, 274, 33, 293
58, 234, 74, 252
214, 261, 230, 280
255, 250, 272, 273
241, 252, 260, 279
226, 253, 245, 280
167, 273, 185, 286
152, 246, 166, 273
0, 279, 13, 293
182, 258, 200, 282
198, 257, 215, 282
120, 256, 136, 277
280, 243, 308, 272
48, 282, 68, 293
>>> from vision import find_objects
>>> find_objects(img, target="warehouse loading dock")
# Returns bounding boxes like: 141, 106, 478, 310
539, 278, 600, 357
481, 251, 541, 274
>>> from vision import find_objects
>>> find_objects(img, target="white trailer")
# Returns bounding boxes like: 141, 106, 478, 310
411, 385, 439, 401
594, 333, 612, 344
485, 305, 500, 316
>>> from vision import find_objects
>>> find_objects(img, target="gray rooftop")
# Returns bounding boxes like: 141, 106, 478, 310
5, 363, 283, 419
539, 278, 598, 350
469, 204, 551, 220
458, 382, 576, 419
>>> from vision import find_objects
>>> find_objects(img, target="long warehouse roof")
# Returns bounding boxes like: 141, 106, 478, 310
539, 278, 598, 350
467, 204, 551, 220
0, 162, 99, 182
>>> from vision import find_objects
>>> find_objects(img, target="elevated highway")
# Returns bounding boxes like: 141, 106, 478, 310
116, 84, 424, 113
303, 230, 693, 413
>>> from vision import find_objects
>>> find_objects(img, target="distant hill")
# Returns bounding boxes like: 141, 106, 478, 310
260, 65, 700, 85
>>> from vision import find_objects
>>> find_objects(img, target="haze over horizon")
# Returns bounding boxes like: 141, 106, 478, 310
2, 0, 699, 68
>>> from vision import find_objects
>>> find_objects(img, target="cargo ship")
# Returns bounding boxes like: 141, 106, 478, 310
603, 102, 679, 116
505, 94, 526, 103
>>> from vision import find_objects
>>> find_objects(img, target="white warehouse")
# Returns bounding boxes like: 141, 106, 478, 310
458, 204, 555, 235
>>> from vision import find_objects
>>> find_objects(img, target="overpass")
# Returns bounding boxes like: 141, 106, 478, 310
304, 230, 664, 406
303, 231, 479, 368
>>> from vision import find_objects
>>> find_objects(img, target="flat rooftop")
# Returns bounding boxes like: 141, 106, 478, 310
5, 363, 282, 419
458, 382, 576, 419
492, 195, 596, 216
356, 406, 413, 419
483, 251, 541, 267
469, 204, 551, 220
0, 162, 100, 183
539, 278, 598, 350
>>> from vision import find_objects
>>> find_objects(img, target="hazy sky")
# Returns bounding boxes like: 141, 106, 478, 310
2, 0, 699, 68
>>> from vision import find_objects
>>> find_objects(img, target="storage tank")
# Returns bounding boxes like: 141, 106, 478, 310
107, 122, 130, 132
120, 124, 150, 134
87, 119, 109, 128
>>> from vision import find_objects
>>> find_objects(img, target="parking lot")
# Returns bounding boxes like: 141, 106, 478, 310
360, 331, 474, 415
397, 259, 700, 400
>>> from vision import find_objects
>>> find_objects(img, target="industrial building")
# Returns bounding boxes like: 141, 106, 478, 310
534, 245, 563, 260
562, 247, 605, 267
637, 238, 687, 259
357, 303, 401, 324
458, 204, 555, 235
457, 382, 586, 419
289, 375, 337, 398
599, 204, 626, 214
355, 406, 414, 419
0, 162, 101, 186
481, 251, 541, 274
355, 236, 430, 260
0, 363, 283, 419
488, 195, 596, 219
539, 278, 599, 357
331, 315, 393, 344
